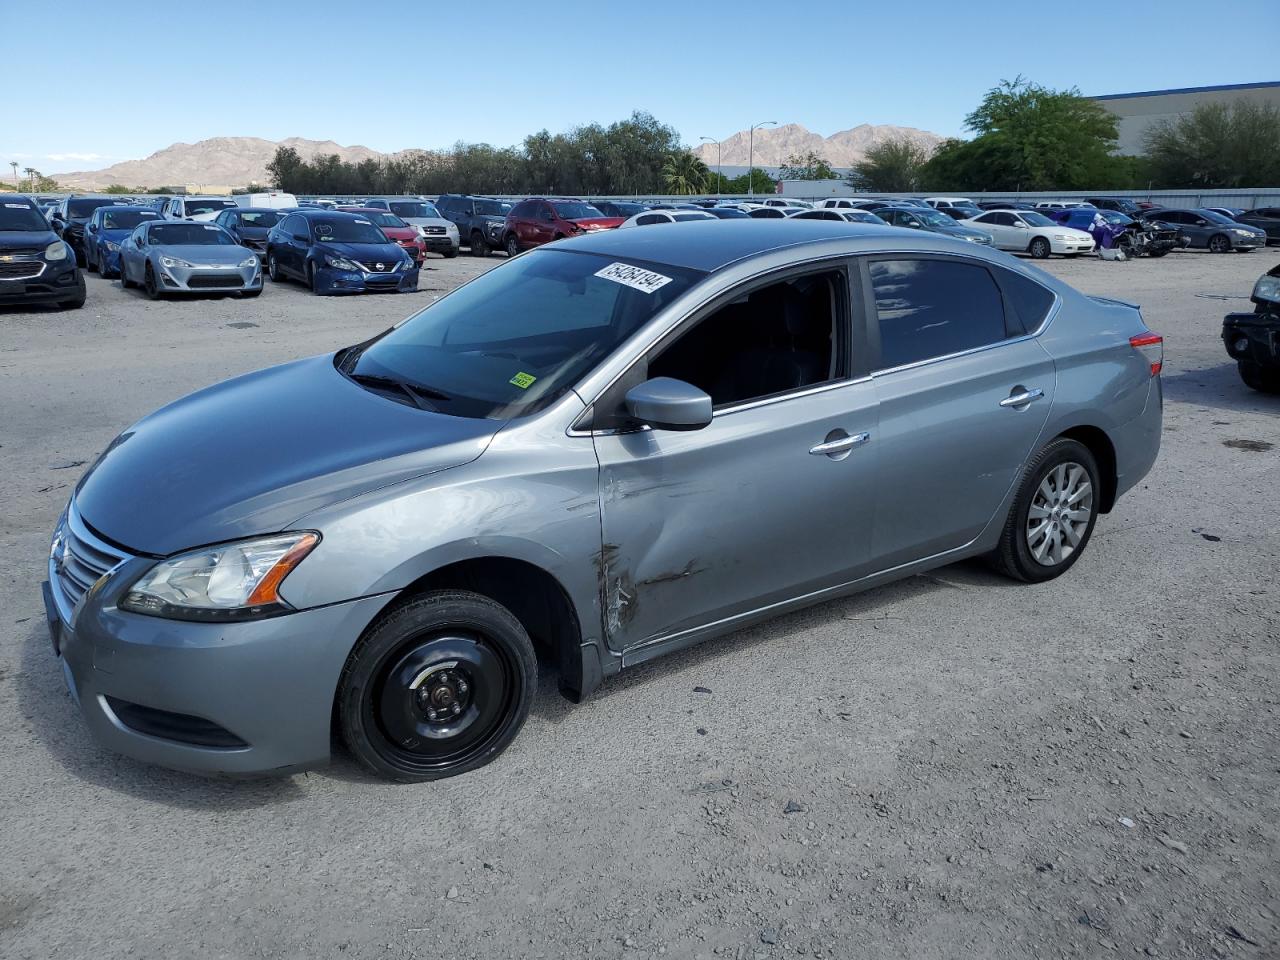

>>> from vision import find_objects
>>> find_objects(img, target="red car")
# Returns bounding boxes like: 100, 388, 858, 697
501, 198, 624, 256
337, 206, 427, 265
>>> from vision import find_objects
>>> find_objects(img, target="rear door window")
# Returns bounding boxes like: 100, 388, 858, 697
868, 258, 1009, 370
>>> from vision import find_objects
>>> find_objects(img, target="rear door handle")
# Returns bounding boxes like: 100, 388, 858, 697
809, 432, 871, 456
999, 388, 1045, 408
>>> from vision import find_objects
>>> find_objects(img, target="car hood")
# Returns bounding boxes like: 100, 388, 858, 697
379, 227, 418, 241
75, 355, 499, 555
316, 240, 409, 262
0, 229, 58, 252
150, 244, 253, 265
398, 216, 456, 231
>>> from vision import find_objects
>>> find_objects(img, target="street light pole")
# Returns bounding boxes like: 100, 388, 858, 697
747, 121, 777, 197
700, 136, 720, 197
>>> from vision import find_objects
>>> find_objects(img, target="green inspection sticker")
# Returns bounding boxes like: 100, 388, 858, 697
509, 371, 537, 389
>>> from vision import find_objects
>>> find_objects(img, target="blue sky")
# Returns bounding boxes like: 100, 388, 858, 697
4, 0, 1277, 174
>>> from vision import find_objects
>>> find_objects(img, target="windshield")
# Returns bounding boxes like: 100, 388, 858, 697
364, 212, 408, 228
475, 199, 512, 216
0, 202, 49, 231
186, 199, 237, 216
389, 201, 441, 219
1197, 209, 1235, 224
673, 213, 713, 222
918, 210, 956, 228
347, 249, 702, 419
102, 209, 157, 230
67, 199, 109, 219
552, 202, 605, 220
149, 223, 235, 245
312, 218, 389, 244
1020, 212, 1056, 227
239, 211, 284, 228
1097, 210, 1133, 225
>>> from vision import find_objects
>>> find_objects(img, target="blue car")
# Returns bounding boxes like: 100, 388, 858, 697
84, 205, 161, 278
213, 206, 289, 260
264, 209, 418, 295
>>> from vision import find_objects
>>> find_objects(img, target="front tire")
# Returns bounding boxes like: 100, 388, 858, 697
1208, 233, 1231, 253
1238, 361, 1280, 394
471, 231, 490, 257
143, 263, 162, 300
1029, 237, 1051, 259
991, 438, 1100, 583
504, 234, 520, 258
338, 590, 537, 783
119, 260, 134, 288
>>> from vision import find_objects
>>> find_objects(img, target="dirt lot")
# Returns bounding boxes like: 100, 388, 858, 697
1, 246, 1277, 960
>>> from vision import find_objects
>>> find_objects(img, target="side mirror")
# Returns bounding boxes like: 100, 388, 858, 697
624, 377, 713, 432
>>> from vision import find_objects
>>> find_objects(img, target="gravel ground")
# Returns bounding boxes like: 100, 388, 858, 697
1, 246, 1277, 960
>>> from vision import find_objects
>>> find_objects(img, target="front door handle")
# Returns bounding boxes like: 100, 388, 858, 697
809, 432, 871, 457
999, 388, 1045, 409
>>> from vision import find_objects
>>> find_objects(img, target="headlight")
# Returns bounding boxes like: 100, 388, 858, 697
1234, 229, 1254, 237
1253, 275, 1280, 304
119, 532, 319, 622
160, 255, 193, 268
105, 241, 120, 252
324, 254, 359, 270
239, 255, 258, 267
44, 240, 68, 261
1053, 234, 1072, 241
398, 258, 414, 271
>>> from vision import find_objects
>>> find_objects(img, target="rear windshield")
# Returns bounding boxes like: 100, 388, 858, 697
312, 218, 388, 243
149, 223, 235, 245
102, 209, 157, 230
346, 249, 703, 419
0, 202, 48, 231
389, 201, 441, 219
68, 199, 109, 218
239, 211, 284, 227
551, 202, 604, 220
185, 199, 237, 216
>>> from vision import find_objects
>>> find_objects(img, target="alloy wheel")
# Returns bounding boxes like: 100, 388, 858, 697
1209, 234, 1230, 253
1025, 461, 1094, 566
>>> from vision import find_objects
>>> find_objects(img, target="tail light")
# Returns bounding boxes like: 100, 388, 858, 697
1130, 332, 1163, 376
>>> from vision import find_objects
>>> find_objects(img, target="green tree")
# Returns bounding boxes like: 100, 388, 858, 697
920, 77, 1130, 191
103, 184, 132, 194
708, 167, 775, 194
853, 137, 931, 191
779, 151, 835, 181
662, 151, 709, 195
1144, 99, 1280, 188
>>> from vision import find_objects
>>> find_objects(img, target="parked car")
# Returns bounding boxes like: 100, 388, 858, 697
1085, 197, 1144, 216
241, 192, 299, 210
435, 195, 515, 257
265, 209, 417, 295
703, 207, 750, 220
84, 205, 160, 277
1034, 201, 1093, 211
747, 206, 808, 218
361, 199, 459, 257
789, 208, 888, 225
1046, 208, 1176, 258
618, 210, 717, 228
938, 203, 984, 221
1232, 208, 1280, 244
816, 198, 872, 209
924, 197, 974, 212
160, 196, 239, 222
976, 200, 1040, 211
212, 207, 288, 259
589, 200, 653, 220
337, 207, 427, 265
49, 195, 113, 265
1206, 207, 1246, 219
877, 206, 993, 245
1137, 208, 1267, 253
43, 219, 1164, 781
762, 198, 812, 208
961, 209, 1094, 258
502, 198, 624, 256
1222, 262, 1280, 393
0, 195, 85, 309
118, 220, 261, 299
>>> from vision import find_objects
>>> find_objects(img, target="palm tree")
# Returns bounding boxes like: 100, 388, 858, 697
662, 151, 709, 195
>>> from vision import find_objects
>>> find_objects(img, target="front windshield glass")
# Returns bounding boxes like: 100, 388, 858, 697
551, 202, 604, 220
364, 212, 408, 228
240, 211, 284, 228
1021, 212, 1056, 227
0, 203, 49, 231
389, 201, 441, 219
148, 223, 235, 245
475, 199, 512, 216
68, 199, 109, 218
186, 199, 237, 216
312, 218, 389, 243
918, 210, 956, 228
102, 209, 157, 230
348, 249, 703, 419
1097, 211, 1133, 225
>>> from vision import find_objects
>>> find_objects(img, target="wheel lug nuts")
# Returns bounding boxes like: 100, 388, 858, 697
426, 708, 438, 721
451, 703, 462, 715
457, 680, 468, 694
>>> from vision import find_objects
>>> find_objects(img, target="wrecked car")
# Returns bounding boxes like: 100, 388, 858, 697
1047, 208, 1176, 257
44, 220, 1164, 782
1222, 261, 1280, 393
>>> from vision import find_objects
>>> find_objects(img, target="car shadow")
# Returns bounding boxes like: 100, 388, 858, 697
1161, 360, 1280, 413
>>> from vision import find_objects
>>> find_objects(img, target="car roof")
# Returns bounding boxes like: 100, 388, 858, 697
294, 209, 369, 219
234, 207, 287, 214
555, 218, 972, 273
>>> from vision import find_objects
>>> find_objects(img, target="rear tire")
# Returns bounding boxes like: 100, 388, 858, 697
1238, 361, 1280, 394
337, 590, 537, 783
990, 438, 1100, 583
268, 252, 283, 283
1029, 237, 1051, 259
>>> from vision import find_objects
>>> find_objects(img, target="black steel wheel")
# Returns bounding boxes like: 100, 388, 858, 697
338, 590, 537, 782
1208, 233, 1231, 254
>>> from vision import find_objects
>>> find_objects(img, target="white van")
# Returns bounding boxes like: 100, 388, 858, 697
242, 192, 299, 209
162, 196, 240, 222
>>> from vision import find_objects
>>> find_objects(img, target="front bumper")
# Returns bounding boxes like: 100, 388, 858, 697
1223, 310, 1280, 369
160, 262, 262, 294
1050, 238, 1096, 254
0, 257, 83, 304
420, 232, 458, 254
44, 520, 396, 776
313, 263, 419, 295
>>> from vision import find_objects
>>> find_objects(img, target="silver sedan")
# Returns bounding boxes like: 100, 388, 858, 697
118, 221, 263, 299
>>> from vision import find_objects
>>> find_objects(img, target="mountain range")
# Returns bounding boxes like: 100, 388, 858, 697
692, 123, 943, 169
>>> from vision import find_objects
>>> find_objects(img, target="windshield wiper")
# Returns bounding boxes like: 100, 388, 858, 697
347, 372, 450, 410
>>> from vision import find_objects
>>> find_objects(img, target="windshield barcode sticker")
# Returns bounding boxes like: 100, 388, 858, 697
595, 262, 673, 294
5, 203, 30, 208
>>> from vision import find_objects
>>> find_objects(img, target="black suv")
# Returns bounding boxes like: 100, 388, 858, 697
1085, 197, 1144, 216
435, 195, 514, 257
49, 195, 113, 266
0, 196, 86, 309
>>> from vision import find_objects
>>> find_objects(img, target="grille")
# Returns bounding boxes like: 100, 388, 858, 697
424, 226, 447, 235
55, 506, 131, 610
357, 260, 396, 272
0, 260, 44, 280
187, 274, 244, 289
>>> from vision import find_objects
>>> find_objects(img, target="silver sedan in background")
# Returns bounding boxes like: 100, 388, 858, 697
118, 221, 263, 299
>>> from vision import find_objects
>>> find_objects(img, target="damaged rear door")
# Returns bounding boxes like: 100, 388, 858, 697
591, 261, 879, 656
